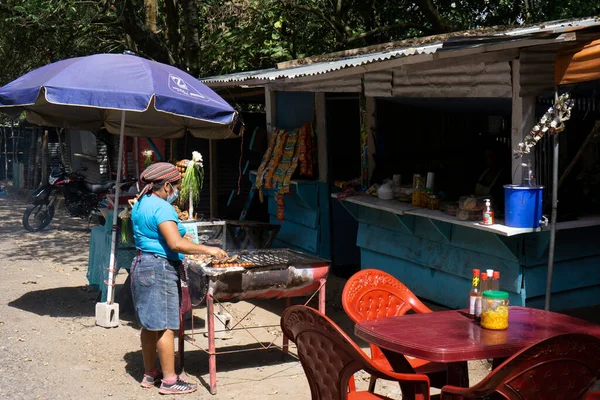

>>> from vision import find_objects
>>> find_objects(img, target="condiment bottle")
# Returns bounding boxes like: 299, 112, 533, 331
478, 273, 489, 319
482, 199, 494, 225
492, 271, 500, 291
469, 269, 481, 318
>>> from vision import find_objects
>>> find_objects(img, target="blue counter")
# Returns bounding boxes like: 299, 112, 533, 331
335, 195, 600, 311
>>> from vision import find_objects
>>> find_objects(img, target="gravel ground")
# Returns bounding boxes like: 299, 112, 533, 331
0, 185, 535, 400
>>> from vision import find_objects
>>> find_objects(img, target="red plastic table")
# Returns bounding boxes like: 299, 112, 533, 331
355, 307, 600, 398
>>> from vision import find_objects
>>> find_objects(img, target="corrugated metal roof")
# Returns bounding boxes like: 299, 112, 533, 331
203, 43, 442, 83
201, 17, 600, 85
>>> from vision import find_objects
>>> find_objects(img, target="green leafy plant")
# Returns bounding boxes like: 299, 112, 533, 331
179, 151, 204, 220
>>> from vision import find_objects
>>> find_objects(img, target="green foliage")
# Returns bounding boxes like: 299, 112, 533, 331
0, 0, 598, 85
0, 1, 124, 86
180, 160, 204, 207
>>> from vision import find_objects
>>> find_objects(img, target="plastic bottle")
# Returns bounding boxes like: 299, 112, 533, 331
478, 272, 490, 319
480, 272, 490, 293
492, 271, 500, 291
482, 199, 495, 225
469, 269, 481, 318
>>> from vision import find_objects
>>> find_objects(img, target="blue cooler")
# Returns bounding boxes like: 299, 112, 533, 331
503, 185, 544, 228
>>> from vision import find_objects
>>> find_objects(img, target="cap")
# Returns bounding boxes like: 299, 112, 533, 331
486, 269, 494, 277
481, 273, 488, 280
472, 269, 480, 276
493, 271, 500, 279
483, 290, 509, 299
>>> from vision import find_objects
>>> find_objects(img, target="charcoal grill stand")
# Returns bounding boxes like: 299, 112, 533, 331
178, 249, 329, 395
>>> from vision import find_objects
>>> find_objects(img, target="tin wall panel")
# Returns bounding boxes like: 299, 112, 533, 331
519, 48, 557, 97
364, 71, 393, 97
272, 77, 362, 93
392, 61, 512, 98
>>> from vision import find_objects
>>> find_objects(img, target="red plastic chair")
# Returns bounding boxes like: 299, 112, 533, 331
587, 392, 600, 400
281, 305, 432, 400
342, 269, 450, 392
441, 333, 600, 400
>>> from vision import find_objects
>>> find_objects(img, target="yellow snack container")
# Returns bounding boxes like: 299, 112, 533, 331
480, 290, 509, 330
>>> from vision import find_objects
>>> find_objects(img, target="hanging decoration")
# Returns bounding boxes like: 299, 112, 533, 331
179, 151, 204, 221
254, 122, 315, 220
359, 77, 369, 190
142, 149, 154, 168
118, 208, 132, 244
514, 93, 575, 158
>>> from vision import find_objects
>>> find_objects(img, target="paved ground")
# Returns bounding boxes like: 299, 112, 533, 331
0, 183, 596, 400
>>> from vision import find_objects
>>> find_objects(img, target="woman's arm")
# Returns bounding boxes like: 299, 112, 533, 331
159, 220, 228, 258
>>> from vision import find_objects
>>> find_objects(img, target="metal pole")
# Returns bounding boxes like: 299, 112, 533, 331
545, 90, 559, 311
4, 127, 8, 181
106, 110, 126, 305
11, 121, 16, 164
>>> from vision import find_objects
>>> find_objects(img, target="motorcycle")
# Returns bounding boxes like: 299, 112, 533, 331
22, 166, 137, 232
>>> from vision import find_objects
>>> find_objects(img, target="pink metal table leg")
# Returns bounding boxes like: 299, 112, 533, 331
207, 292, 217, 395
318, 278, 326, 314
282, 297, 291, 354
177, 311, 185, 375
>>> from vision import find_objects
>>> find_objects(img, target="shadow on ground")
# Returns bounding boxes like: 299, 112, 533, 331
0, 197, 98, 265
124, 343, 299, 391
7, 284, 137, 320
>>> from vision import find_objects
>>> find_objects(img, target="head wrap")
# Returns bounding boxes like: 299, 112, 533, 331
138, 162, 181, 198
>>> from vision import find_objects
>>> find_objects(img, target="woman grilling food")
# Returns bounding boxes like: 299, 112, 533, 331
130, 162, 227, 394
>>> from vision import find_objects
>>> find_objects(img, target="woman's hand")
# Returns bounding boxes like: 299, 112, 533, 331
184, 233, 195, 241
206, 246, 228, 260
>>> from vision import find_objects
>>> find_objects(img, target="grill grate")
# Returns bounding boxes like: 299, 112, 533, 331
233, 249, 325, 267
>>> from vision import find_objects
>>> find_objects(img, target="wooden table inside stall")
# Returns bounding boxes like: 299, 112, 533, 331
355, 307, 600, 398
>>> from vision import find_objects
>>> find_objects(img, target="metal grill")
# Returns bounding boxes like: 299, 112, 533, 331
232, 249, 326, 267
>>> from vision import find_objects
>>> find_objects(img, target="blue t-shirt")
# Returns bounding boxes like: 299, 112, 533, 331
132, 195, 186, 261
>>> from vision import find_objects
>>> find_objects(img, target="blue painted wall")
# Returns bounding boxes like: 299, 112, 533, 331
338, 200, 600, 311
276, 92, 315, 130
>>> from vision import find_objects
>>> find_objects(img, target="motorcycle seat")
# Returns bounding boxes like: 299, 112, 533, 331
85, 181, 115, 194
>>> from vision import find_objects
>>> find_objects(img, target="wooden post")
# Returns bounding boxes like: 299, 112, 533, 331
209, 139, 218, 218
511, 59, 536, 184
40, 130, 49, 188
265, 86, 277, 135
366, 97, 377, 182
33, 131, 42, 188
315, 92, 328, 183
56, 128, 68, 171
28, 129, 38, 189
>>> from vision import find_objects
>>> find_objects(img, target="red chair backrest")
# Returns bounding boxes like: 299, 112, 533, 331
342, 269, 432, 324
342, 269, 432, 371
281, 305, 428, 400
444, 333, 600, 400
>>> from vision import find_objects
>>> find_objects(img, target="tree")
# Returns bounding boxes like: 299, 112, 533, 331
0, 0, 599, 86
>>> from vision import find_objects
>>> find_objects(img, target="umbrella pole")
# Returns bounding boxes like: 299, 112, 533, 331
107, 110, 126, 305
96, 110, 126, 328
545, 89, 559, 311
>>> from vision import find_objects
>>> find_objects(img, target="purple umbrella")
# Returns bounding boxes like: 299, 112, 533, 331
0, 54, 241, 326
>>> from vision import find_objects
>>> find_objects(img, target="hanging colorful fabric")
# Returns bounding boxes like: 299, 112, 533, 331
276, 131, 302, 221
254, 130, 279, 202
263, 130, 289, 190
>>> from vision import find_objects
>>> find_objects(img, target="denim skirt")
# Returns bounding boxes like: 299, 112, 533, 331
131, 252, 180, 331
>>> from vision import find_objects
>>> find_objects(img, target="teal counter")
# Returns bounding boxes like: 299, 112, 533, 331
335, 195, 600, 311
87, 213, 136, 302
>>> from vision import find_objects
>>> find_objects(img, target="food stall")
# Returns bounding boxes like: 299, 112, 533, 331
202, 18, 600, 312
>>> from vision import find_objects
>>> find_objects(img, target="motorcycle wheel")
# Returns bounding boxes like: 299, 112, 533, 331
22, 203, 55, 232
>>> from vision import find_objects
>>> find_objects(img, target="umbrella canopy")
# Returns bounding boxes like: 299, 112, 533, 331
0, 54, 241, 320
0, 53, 240, 139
